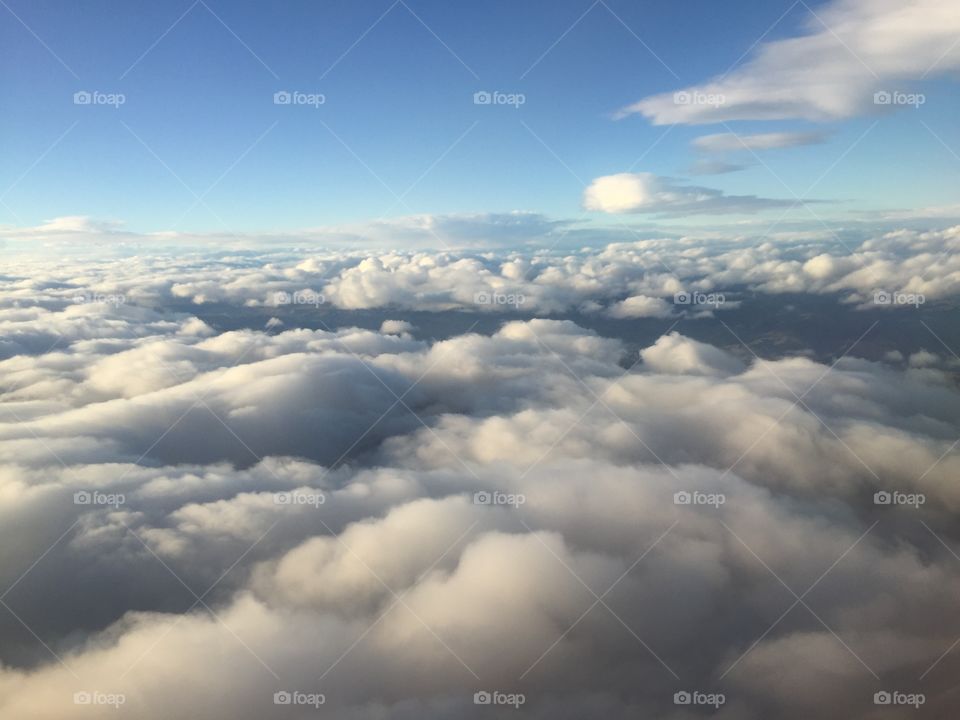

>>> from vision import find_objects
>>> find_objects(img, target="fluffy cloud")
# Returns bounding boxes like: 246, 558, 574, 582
1, 243, 959, 719
617, 0, 960, 124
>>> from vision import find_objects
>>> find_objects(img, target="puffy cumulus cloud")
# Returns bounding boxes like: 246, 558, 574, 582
605, 295, 674, 319
380, 319, 416, 335
2, 250, 960, 719
582, 172, 797, 216
640, 332, 746, 376
5, 224, 960, 319
617, 0, 960, 124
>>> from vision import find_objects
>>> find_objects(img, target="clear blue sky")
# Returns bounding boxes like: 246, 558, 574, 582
1, 0, 958, 234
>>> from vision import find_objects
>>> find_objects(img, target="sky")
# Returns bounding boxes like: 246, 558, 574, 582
2, 0, 959, 236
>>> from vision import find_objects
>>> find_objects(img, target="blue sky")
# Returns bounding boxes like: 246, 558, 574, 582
2, 0, 958, 234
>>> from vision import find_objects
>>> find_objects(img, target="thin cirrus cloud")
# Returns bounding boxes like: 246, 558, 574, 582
691, 131, 830, 154
616, 0, 960, 124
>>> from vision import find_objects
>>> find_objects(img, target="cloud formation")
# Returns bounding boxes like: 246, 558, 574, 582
1, 240, 959, 718
617, 0, 960, 124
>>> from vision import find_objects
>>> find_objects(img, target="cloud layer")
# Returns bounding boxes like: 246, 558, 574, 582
0, 242, 959, 718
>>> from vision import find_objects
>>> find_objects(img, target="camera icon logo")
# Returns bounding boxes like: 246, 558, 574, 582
274, 291, 292, 305
673, 291, 691, 305
874, 691, 892, 705
673, 91, 691, 105
73, 691, 92, 705
873, 290, 891, 305
74, 490, 92, 505
873, 491, 892, 505
273, 91, 292, 105
474, 691, 492, 704
873, 90, 892, 105
673, 491, 692, 505
674, 691, 692, 705
274, 691, 292, 705
73, 91, 92, 105
473, 91, 492, 105
474, 491, 492, 505
474, 291, 490, 305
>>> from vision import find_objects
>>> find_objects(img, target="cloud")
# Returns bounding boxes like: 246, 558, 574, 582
582, 172, 798, 215
616, 0, 960, 124
1, 264, 960, 719
688, 159, 752, 176
605, 295, 674, 319
692, 131, 829, 153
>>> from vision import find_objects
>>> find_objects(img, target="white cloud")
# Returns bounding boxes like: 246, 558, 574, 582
617, 0, 960, 124
582, 172, 797, 215
692, 131, 829, 153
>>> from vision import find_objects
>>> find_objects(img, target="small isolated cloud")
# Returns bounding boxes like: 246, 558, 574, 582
616, 0, 959, 124
606, 295, 674, 319
380, 319, 416, 335
582, 172, 796, 215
